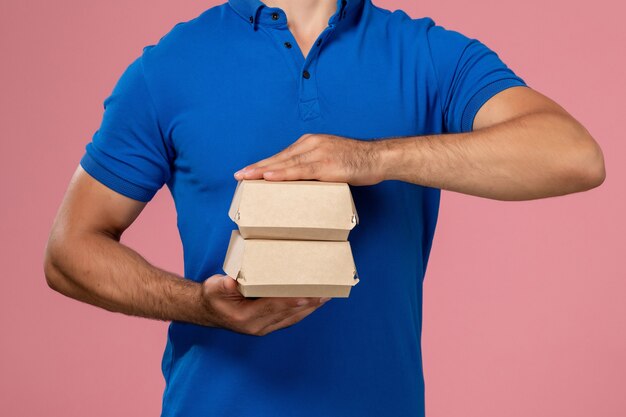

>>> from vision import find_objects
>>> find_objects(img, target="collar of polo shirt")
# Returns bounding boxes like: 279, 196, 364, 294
228, 0, 364, 31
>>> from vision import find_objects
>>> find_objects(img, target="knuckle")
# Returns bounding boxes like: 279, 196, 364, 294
308, 162, 320, 175
320, 157, 332, 167
291, 153, 303, 164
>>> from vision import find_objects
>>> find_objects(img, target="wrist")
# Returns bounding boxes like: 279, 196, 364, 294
195, 280, 216, 327
374, 138, 408, 182
171, 277, 214, 327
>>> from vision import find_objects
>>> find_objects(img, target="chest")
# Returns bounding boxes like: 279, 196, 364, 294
163, 30, 440, 191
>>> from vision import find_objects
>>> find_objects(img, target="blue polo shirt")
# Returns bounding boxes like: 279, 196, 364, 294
80, 0, 527, 415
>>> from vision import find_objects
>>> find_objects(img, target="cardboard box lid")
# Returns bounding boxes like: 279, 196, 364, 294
223, 231, 359, 287
228, 180, 358, 240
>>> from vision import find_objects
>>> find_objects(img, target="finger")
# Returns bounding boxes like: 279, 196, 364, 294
254, 134, 319, 167
250, 298, 323, 333
203, 274, 236, 296
236, 160, 295, 181
219, 275, 240, 294
234, 297, 322, 335
209, 275, 251, 306
242, 296, 324, 332
245, 150, 323, 179
246, 296, 320, 320
236, 147, 298, 176
234, 135, 319, 179
201, 275, 254, 328
241, 146, 307, 173
262, 162, 325, 181
262, 299, 330, 334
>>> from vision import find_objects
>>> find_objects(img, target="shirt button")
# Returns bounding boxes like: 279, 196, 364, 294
302, 70, 311, 79
284, 41, 292, 49
249, 16, 254, 23
271, 12, 279, 20
316, 39, 322, 47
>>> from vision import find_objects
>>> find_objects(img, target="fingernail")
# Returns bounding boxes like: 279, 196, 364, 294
319, 297, 331, 303
297, 299, 308, 306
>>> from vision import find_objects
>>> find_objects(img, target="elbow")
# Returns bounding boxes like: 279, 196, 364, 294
558, 123, 606, 194
43, 233, 71, 294
572, 136, 606, 192
43, 243, 62, 293
585, 144, 606, 189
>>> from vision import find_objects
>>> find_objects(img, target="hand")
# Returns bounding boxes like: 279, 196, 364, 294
234, 133, 387, 185
200, 274, 330, 336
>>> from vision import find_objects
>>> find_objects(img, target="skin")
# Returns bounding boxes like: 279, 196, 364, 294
263, 0, 337, 59
44, 165, 329, 336
44, 0, 338, 337
235, 86, 606, 199
45, 1, 606, 337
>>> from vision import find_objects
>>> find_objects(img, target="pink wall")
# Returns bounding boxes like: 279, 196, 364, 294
1, 1, 624, 416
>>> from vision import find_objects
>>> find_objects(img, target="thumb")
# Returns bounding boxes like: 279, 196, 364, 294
216, 274, 240, 296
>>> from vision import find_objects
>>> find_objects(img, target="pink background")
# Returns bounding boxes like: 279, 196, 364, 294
1, 0, 624, 416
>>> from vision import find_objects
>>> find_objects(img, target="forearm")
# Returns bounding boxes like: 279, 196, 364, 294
44, 230, 210, 326
380, 111, 605, 200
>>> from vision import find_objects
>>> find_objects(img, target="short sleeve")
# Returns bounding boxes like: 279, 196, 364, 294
426, 23, 528, 133
79, 52, 173, 202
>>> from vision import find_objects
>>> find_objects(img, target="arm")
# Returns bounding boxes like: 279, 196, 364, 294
44, 166, 327, 335
385, 86, 606, 200
44, 165, 205, 322
234, 87, 606, 200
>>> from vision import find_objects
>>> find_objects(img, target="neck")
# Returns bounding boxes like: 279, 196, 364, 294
263, 0, 338, 35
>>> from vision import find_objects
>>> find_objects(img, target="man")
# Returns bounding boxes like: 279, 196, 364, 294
44, 0, 605, 415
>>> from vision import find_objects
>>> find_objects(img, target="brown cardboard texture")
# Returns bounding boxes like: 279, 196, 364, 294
228, 180, 358, 241
223, 231, 359, 297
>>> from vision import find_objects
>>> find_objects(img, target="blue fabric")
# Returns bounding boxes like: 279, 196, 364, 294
79, 0, 527, 415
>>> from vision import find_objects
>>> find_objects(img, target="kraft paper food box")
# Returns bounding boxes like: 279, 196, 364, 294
228, 180, 358, 241
223, 231, 359, 297
223, 180, 359, 298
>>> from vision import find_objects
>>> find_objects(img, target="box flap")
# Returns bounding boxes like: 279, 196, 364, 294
228, 180, 358, 240
222, 230, 246, 279
227, 180, 244, 223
